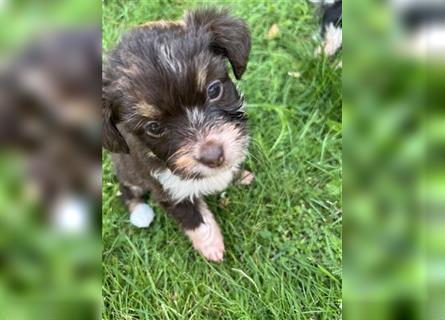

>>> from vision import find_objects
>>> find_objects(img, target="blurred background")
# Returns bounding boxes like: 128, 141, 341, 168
0, 1, 101, 319
344, 0, 445, 319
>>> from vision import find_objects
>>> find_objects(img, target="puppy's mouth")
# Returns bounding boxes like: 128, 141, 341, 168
167, 125, 249, 180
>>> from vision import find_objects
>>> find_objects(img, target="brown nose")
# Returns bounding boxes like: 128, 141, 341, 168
198, 142, 224, 168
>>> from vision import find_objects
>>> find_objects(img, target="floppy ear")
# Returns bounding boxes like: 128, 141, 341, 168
185, 8, 251, 80
102, 96, 129, 153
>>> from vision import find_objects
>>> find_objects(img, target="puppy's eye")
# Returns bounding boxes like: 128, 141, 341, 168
144, 121, 164, 137
207, 80, 223, 101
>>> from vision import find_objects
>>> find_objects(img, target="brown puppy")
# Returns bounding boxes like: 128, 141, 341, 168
103, 8, 252, 261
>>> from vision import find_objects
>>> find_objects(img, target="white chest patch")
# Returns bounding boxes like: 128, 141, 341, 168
152, 168, 235, 203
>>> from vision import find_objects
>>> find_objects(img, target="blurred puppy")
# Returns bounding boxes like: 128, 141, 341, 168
0, 28, 102, 232
394, 0, 445, 58
312, 0, 342, 56
103, 8, 252, 262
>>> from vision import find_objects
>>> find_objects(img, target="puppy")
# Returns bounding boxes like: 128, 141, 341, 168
394, 1, 445, 58
0, 28, 102, 232
103, 8, 252, 262
312, 0, 342, 56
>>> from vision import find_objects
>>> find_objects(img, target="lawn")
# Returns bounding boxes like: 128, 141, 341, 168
102, 1, 342, 319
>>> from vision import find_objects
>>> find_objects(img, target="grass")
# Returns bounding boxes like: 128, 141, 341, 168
102, 1, 342, 319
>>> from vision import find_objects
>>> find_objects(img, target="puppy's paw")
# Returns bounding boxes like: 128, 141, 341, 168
196, 233, 225, 262
130, 203, 155, 228
185, 216, 225, 262
238, 170, 255, 186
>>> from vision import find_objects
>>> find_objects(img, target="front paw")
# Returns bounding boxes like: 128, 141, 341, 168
194, 230, 225, 262
185, 213, 225, 262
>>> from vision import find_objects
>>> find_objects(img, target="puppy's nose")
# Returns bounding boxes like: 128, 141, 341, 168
198, 142, 224, 168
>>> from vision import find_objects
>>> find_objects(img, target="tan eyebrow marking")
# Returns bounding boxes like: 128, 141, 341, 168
196, 65, 207, 91
134, 102, 159, 118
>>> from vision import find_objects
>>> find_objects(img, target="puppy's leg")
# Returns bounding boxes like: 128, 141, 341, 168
162, 199, 224, 262
119, 183, 155, 228
323, 23, 342, 56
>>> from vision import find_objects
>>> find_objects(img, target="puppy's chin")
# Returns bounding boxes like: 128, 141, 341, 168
195, 161, 239, 178
168, 160, 242, 180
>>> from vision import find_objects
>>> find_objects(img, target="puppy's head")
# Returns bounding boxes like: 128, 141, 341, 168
103, 8, 251, 178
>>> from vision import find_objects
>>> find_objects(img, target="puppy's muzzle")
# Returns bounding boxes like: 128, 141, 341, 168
197, 141, 224, 168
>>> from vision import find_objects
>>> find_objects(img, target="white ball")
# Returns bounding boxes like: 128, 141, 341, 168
52, 196, 90, 233
130, 203, 155, 228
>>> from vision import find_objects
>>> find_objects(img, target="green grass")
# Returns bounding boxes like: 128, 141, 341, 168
102, 1, 342, 319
